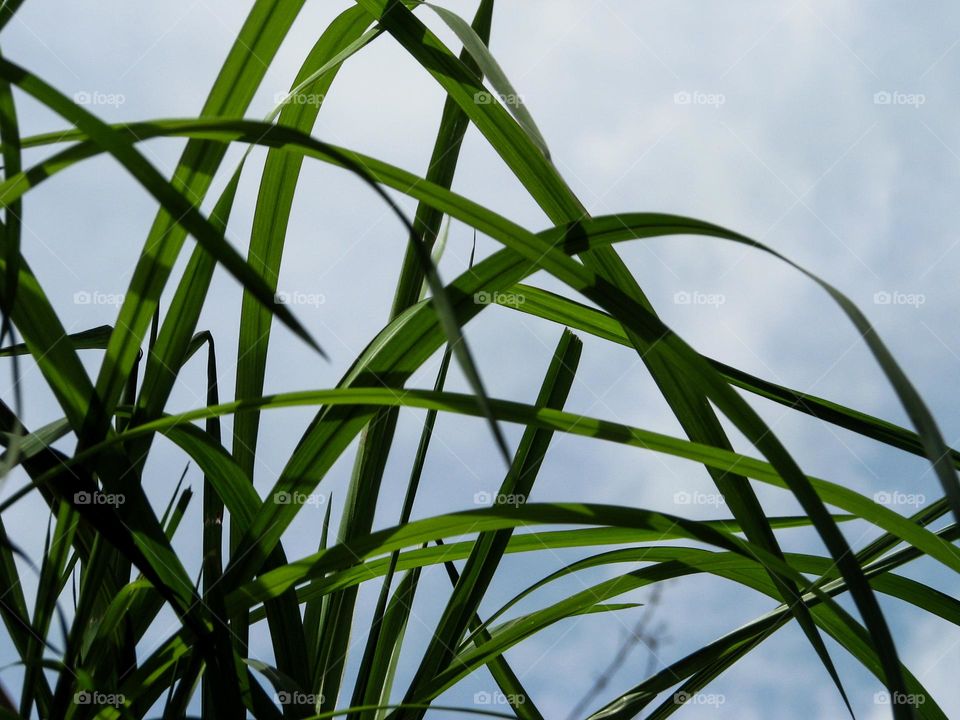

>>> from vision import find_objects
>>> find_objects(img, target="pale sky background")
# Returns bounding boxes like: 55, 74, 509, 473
3, 1, 960, 718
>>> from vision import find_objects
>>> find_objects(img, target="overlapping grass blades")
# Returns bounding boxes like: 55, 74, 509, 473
0, 1, 955, 719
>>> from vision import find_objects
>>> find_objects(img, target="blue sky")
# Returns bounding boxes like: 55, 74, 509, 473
2, 1, 960, 717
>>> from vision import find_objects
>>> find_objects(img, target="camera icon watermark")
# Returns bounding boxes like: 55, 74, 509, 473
275, 290, 326, 308
473, 690, 526, 706
273, 91, 324, 108
276, 691, 324, 707
473, 490, 527, 507
74, 690, 125, 707
273, 490, 327, 507
673, 90, 726, 108
73, 490, 125, 508
874, 690, 925, 707
73, 290, 125, 307
673, 691, 725, 707
673, 490, 726, 508
873, 290, 925, 308
873, 90, 925, 108
873, 490, 925, 509
73, 90, 125, 108
474, 290, 525, 307
473, 90, 524, 108
673, 290, 725, 308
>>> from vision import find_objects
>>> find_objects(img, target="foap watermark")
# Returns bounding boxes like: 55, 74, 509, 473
672, 691, 726, 707
673, 290, 725, 308
473, 690, 526, 706
873, 290, 925, 308
873, 490, 925, 509
277, 691, 324, 708
673, 90, 725, 108
273, 91, 324, 107
673, 490, 726, 508
474, 290, 525, 307
473, 490, 527, 507
275, 290, 326, 308
74, 690, 125, 707
473, 90, 525, 108
74, 90, 125, 108
875, 690, 925, 708
273, 490, 327, 507
74, 290, 125, 307
74, 490, 125, 508
873, 90, 925, 108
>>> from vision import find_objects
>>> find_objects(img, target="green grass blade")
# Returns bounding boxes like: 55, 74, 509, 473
351, 345, 453, 717
402, 330, 580, 716
419, 2, 550, 160
436, 542, 546, 720
0, 49, 22, 329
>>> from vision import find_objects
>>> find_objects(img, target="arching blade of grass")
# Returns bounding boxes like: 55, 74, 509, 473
0, 58, 323, 456
254, 514, 844, 622
505, 283, 960, 466
72, 379, 959, 594
471, 545, 960, 656
0, 325, 112, 357
401, 330, 580, 718
40, 389, 951, 594
543, 213, 960, 525
214, 502, 854, 616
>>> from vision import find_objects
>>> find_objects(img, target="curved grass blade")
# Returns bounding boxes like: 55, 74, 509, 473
246, 516, 854, 620
0, 58, 323, 456
0, 324, 112, 357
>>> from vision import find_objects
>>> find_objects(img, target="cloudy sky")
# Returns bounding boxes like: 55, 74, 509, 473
3, 1, 960, 717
